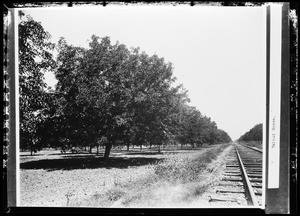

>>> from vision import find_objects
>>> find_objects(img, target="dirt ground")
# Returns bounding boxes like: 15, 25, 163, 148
20, 148, 164, 207
20, 145, 233, 207
20, 164, 154, 206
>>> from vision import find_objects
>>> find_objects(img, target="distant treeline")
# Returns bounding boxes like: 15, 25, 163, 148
18, 13, 231, 157
238, 123, 262, 142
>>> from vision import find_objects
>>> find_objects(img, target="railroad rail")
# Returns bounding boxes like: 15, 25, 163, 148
209, 143, 263, 206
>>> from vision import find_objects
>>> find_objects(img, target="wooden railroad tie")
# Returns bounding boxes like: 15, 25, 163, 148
222, 176, 243, 181
216, 187, 245, 193
219, 181, 244, 186
243, 163, 262, 166
247, 174, 262, 178
248, 178, 262, 183
247, 170, 262, 173
224, 173, 242, 177
254, 188, 262, 195
243, 160, 262, 163
208, 195, 242, 204
224, 170, 241, 173
251, 182, 262, 187
246, 169, 262, 172
226, 165, 239, 167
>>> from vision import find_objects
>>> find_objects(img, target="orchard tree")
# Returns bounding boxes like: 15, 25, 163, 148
54, 35, 189, 157
238, 123, 262, 142
19, 11, 56, 154
173, 105, 231, 147
126, 50, 180, 153
54, 36, 133, 158
215, 129, 232, 143
51, 34, 233, 158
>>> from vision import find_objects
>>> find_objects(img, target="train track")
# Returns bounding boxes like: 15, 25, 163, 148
209, 143, 263, 206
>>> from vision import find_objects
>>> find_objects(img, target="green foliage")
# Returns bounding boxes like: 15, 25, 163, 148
238, 123, 262, 142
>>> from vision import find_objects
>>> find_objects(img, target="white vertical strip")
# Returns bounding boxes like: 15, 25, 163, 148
14, 8, 20, 206
268, 4, 282, 189
261, 5, 267, 208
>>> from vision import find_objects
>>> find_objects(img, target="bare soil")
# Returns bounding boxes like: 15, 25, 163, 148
20, 144, 232, 207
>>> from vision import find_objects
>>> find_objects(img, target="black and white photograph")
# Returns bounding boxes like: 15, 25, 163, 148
3, 2, 294, 214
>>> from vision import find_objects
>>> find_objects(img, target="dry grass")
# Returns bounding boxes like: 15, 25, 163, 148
238, 141, 262, 150
72, 143, 231, 208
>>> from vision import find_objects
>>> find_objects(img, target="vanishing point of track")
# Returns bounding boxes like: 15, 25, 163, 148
209, 142, 263, 206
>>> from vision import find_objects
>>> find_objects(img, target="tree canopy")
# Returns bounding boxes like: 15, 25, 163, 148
18, 12, 56, 154
19, 14, 232, 158
238, 123, 263, 142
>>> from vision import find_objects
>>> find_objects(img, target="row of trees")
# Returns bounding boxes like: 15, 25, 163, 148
19, 13, 231, 157
238, 123, 263, 142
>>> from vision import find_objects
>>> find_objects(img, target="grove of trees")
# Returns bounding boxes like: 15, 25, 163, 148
19, 13, 232, 157
238, 123, 263, 142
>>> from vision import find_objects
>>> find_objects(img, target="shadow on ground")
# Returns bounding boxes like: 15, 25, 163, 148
20, 154, 44, 157
20, 155, 162, 171
112, 147, 208, 154
121, 151, 164, 155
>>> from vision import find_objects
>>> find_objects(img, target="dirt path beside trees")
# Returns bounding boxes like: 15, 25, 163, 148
20, 144, 232, 207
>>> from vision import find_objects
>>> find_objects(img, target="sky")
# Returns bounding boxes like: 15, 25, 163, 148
21, 5, 266, 140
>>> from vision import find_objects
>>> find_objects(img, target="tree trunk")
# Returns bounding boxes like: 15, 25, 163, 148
84, 146, 86, 151
140, 145, 142, 151
192, 143, 195, 148
149, 144, 152, 149
97, 145, 99, 155
89, 145, 92, 154
158, 145, 161, 153
127, 143, 130, 151
181, 143, 183, 150
104, 142, 112, 159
